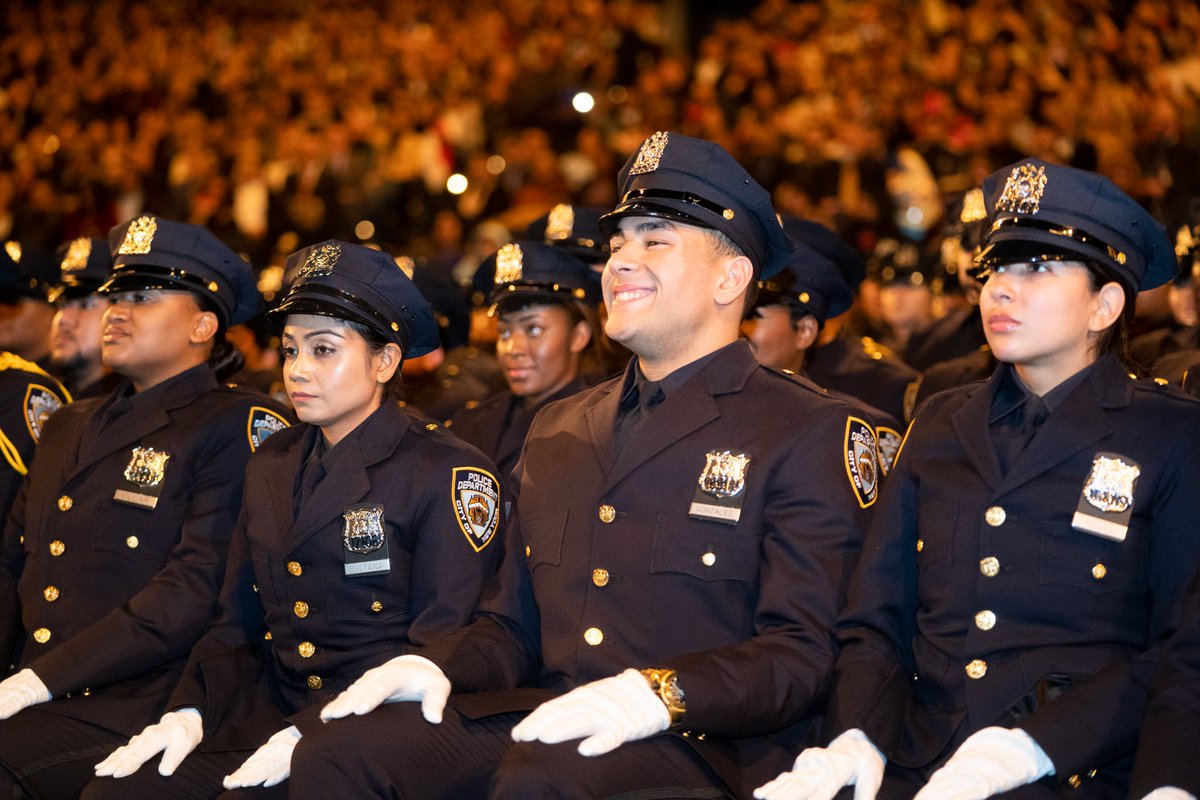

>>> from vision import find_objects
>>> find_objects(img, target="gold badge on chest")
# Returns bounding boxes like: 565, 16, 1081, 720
113, 446, 172, 509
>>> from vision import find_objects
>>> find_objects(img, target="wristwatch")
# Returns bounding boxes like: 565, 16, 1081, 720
640, 668, 686, 726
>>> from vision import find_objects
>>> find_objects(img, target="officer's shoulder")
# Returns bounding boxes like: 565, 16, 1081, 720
1130, 373, 1200, 411
758, 364, 837, 397
449, 390, 510, 425
0, 353, 68, 394
408, 413, 498, 466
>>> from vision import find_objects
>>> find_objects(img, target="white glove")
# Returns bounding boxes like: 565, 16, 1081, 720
320, 654, 450, 723
94, 708, 203, 778
0, 668, 51, 719
222, 725, 300, 790
510, 668, 669, 757
754, 729, 885, 800
1141, 789, 1197, 800
914, 726, 1054, 800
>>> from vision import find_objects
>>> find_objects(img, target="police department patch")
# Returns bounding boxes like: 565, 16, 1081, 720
843, 417, 879, 508
452, 467, 500, 552
876, 426, 902, 476
24, 384, 64, 443
247, 406, 289, 452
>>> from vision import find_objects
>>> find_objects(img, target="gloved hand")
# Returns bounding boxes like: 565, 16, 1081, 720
510, 668, 669, 757
914, 726, 1054, 800
754, 729, 886, 800
222, 726, 300, 789
1141, 789, 1197, 800
320, 654, 450, 723
0, 668, 51, 719
94, 708, 203, 778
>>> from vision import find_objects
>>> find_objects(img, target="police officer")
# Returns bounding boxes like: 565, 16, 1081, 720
0, 214, 291, 800
289, 131, 872, 799
869, 237, 937, 363
86, 240, 503, 799
0, 241, 59, 372
757, 159, 1200, 799
49, 237, 122, 399
450, 240, 600, 480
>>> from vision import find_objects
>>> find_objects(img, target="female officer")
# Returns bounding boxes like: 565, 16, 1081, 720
450, 240, 600, 479
756, 159, 1200, 799
86, 240, 503, 799
0, 214, 290, 800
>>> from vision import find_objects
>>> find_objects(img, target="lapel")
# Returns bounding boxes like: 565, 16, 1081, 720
601, 342, 756, 492
951, 381, 1003, 491
67, 367, 214, 484
584, 377, 623, 478
286, 402, 410, 552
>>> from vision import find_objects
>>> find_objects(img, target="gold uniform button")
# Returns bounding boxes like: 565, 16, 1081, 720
916, 539, 924, 553
43, 586, 60, 602
583, 627, 604, 646
524, 545, 531, 558
126, 536, 139, 549
598, 504, 616, 524
980, 556, 1000, 577
974, 610, 996, 631
1067, 774, 1082, 789
1092, 563, 1107, 580
371, 600, 383, 613
264, 631, 272, 640
965, 659, 988, 679
701, 551, 716, 567
287, 561, 302, 576
294, 601, 309, 619
33, 628, 51, 644
49, 541, 65, 557
592, 568, 610, 587
425, 423, 438, 431
307, 675, 323, 690
57, 495, 73, 511
984, 506, 1006, 527
298, 641, 316, 658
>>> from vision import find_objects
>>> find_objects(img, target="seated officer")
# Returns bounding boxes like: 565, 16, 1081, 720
286, 132, 873, 799
0, 242, 59, 372
450, 240, 601, 480
0, 215, 291, 800
49, 237, 121, 399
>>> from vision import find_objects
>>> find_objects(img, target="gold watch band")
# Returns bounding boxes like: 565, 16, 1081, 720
640, 667, 686, 725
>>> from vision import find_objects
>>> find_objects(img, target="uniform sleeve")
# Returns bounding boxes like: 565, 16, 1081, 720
664, 403, 872, 737
0, 478, 29, 672
26, 407, 259, 695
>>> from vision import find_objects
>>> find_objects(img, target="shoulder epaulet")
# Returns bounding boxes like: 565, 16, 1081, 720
762, 365, 827, 394
0, 352, 54, 379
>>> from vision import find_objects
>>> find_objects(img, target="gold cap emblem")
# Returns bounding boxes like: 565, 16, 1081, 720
494, 243, 524, 285
118, 216, 157, 255
960, 188, 987, 223
297, 242, 340, 279
4, 241, 21, 263
61, 238, 92, 272
997, 163, 1047, 215
698, 451, 750, 498
629, 131, 669, 176
1083, 454, 1140, 514
546, 204, 575, 241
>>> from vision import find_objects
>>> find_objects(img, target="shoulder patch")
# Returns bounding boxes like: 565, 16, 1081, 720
24, 383, 66, 443
452, 467, 500, 552
843, 416, 879, 508
876, 426, 902, 476
247, 406, 290, 452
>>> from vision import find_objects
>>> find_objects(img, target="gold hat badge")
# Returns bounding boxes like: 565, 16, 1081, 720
118, 216, 157, 255
4, 242, 21, 263
297, 242, 340, 280
493, 243, 524, 285
546, 204, 575, 241
61, 238, 92, 272
960, 188, 987, 223
997, 163, 1048, 215
629, 131, 669, 176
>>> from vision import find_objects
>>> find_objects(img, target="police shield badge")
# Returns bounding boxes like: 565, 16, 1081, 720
1071, 452, 1141, 541
24, 384, 64, 443
247, 406, 290, 452
114, 446, 171, 509
689, 450, 751, 524
343, 505, 390, 576
844, 417, 879, 508
452, 467, 500, 552
876, 426, 902, 477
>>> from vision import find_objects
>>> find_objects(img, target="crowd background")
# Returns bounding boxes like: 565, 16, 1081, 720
2, 0, 1199, 279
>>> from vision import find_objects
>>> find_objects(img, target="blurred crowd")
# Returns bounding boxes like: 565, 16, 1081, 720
2, 0, 1198, 275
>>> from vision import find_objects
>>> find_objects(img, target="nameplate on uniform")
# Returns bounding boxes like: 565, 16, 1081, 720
1070, 452, 1140, 542
688, 450, 750, 525
113, 446, 171, 509
343, 505, 390, 576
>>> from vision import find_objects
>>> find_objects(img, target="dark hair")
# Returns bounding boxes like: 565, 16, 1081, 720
1084, 262, 1136, 371
191, 294, 246, 381
340, 318, 406, 401
702, 228, 760, 315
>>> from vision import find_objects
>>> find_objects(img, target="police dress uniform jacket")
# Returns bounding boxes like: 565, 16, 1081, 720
805, 336, 919, 425
168, 400, 504, 750
449, 377, 587, 482
0, 364, 290, 735
418, 340, 873, 795
0, 353, 69, 527
826, 353, 1200, 793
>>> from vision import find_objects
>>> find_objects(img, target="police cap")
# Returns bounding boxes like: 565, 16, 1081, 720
102, 214, 261, 326
525, 204, 610, 265
976, 158, 1175, 292
0, 240, 58, 302
757, 217, 857, 321
599, 131, 794, 278
485, 240, 600, 315
52, 237, 113, 302
271, 241, 440, 358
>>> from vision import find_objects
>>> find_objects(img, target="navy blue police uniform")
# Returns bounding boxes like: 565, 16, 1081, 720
81, 240, 504, 800
0, 215, 291, 800
824, 159, 1200, 797
289, 132, 873, 800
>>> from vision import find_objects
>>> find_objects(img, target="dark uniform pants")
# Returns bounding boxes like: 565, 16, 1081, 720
0, 707, 125, 800
80, 748, 286, 800
290, 701, 729, 800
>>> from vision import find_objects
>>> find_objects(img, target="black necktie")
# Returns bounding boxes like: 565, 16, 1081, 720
996, 394, 1049, 475
295, 451, 326, 518
613, 378, 664, 455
